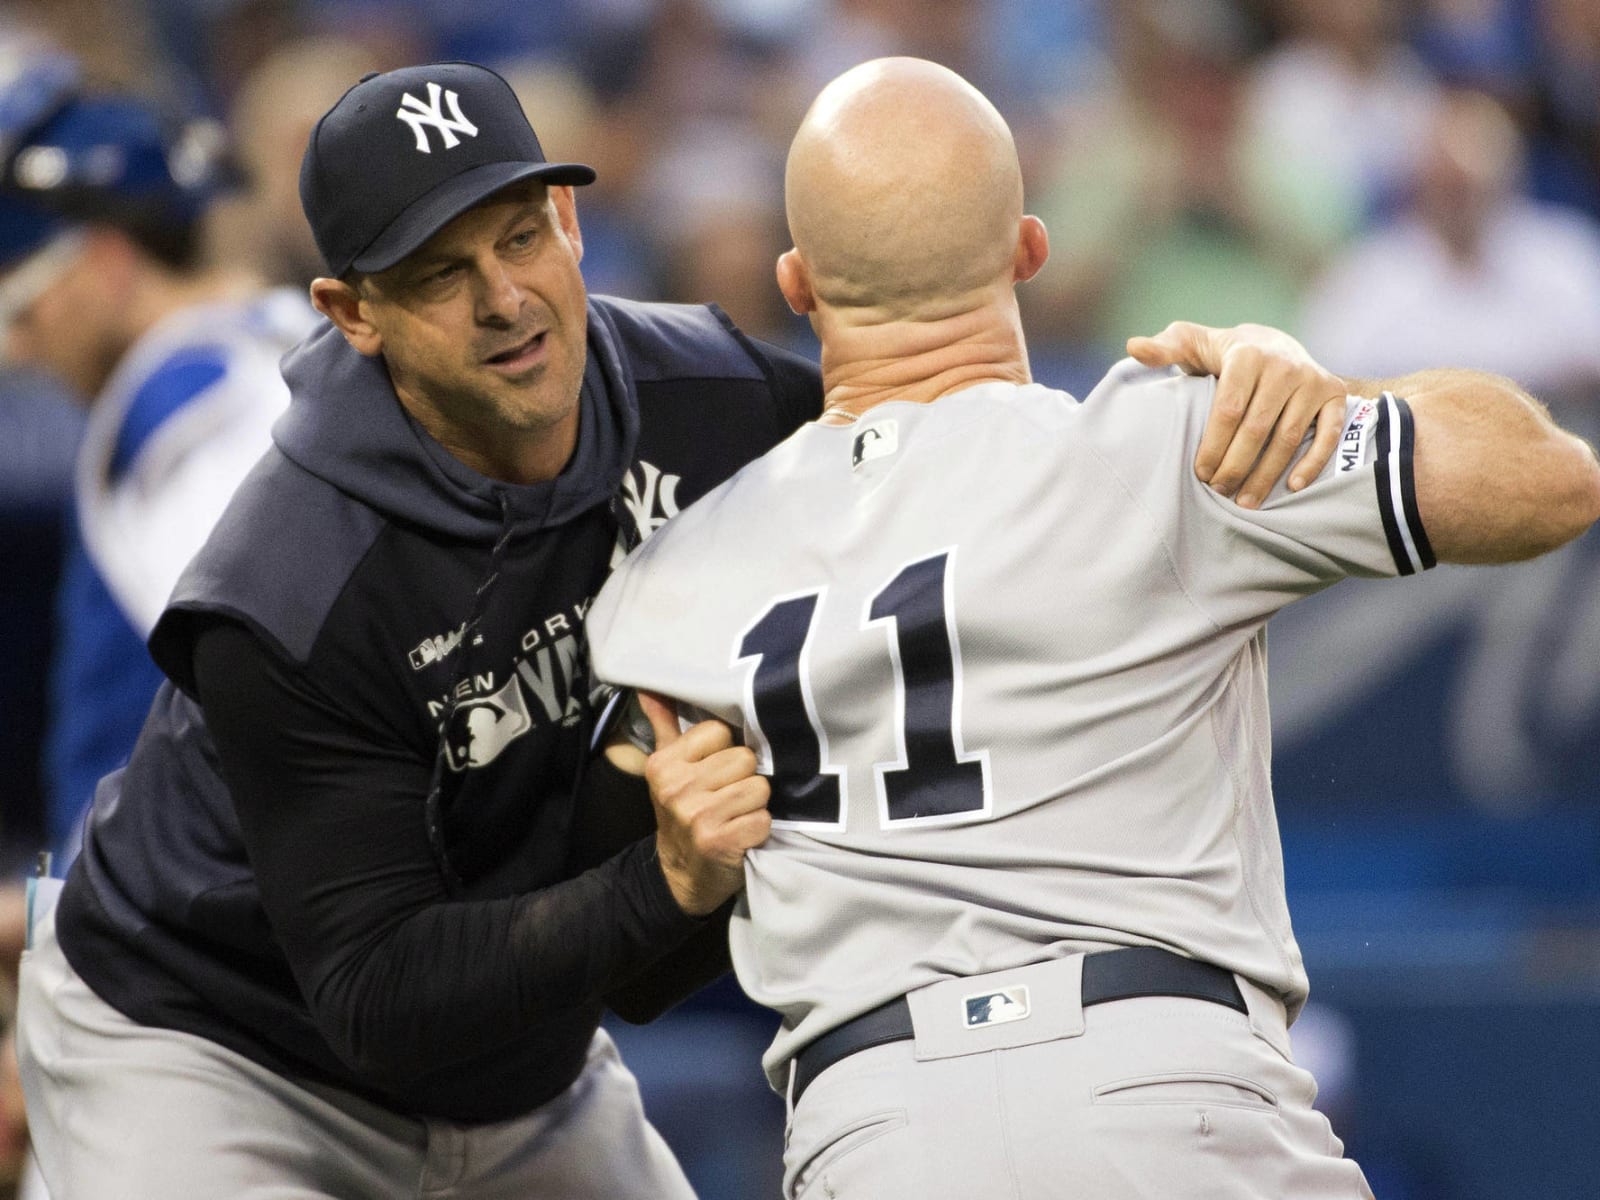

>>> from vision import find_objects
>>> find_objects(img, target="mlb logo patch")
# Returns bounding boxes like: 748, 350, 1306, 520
963, 985, 1030, 1029
1337, 399, 1379, 473
851, 419, 899, 469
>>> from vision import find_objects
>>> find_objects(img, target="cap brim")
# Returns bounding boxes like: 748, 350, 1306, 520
350, 159, 596, 275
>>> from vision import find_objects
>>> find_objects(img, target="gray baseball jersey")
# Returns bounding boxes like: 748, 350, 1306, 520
587, 361, 1432, 1086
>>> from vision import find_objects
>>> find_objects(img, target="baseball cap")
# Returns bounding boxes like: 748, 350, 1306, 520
0, 54, 78, 271
0, 53, 240, 270
299, 62, 596, 279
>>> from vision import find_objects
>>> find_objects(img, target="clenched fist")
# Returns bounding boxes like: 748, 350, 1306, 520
640, 692, 772, 916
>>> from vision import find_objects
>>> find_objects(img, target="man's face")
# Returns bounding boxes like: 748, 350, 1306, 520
357, 181, 589, 454
2, 232, 124, 400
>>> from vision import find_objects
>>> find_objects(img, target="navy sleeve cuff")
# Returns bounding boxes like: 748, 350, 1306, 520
1373, 393, 1436, 575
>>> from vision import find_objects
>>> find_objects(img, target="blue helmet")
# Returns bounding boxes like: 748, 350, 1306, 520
0, 53, 240, 269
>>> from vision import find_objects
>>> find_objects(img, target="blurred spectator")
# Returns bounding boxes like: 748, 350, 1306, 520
0, 52, 315, 1198
631, 0, 787, 125
1242, 0, 1441, 238
148, 0, 301, 114
276, 0, 584, 70
987, 0, 1105, 117
786, 0, 994, 93
1412, 0, 1536, 96
210, 36, 398, 288
1024, 0, 1308, 357
1526, 0, 1600, 220
650, 121, 799, 345
1, 0, 165, 94
772, 0, 1005, 182
0, 56, 318, 865
1299, 89, 1600, 390
501, 58, 665, 301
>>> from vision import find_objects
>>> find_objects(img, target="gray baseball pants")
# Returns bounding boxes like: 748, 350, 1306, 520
782, 954, 1375, 1200
17, 906, 696, 1199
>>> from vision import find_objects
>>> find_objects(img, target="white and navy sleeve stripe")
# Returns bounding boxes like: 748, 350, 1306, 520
1372, 392, 1435, 575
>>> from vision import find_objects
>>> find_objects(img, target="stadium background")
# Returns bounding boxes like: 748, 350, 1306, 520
1, 0, 1597, 1196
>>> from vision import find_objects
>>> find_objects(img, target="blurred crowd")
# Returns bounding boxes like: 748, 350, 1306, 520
0, 1, 1598, 1196
6, 0, 1598, 856
3, 0, 1599, 376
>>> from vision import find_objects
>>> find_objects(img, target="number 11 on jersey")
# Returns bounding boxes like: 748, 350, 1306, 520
734, 548, 993, 832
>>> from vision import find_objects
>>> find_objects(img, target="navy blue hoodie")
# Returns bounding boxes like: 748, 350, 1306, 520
56, 296, 819, 1121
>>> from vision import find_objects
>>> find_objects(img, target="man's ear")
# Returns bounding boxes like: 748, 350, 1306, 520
309, 277, 382, 356
1013, 215, 1049, 284
776, 248, 815, 315
551, 185, 583, 263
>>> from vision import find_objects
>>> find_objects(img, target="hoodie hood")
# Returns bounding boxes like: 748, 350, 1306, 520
274, 298, 639, 542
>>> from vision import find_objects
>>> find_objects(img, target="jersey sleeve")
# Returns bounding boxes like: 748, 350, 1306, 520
586, 536, 673, 696
1077, 361, 1435, 630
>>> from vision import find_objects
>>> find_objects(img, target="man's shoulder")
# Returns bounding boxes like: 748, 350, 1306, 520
1063, 359, 1211, 452
1079, 358, 1209, 410
151, 447, 388, 687
589, 295, 766, 385
594, 297, 822, 493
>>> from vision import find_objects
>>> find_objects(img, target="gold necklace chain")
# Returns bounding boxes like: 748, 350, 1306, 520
817, 406, 862, 425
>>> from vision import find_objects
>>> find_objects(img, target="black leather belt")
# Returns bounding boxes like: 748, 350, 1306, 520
791, 947, 1246, 1105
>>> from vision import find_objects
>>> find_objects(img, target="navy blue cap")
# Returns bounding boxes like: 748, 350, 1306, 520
299, 61, 596, 278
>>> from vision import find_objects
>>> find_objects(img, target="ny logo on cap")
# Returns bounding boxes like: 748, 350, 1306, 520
396, 82, 479, 154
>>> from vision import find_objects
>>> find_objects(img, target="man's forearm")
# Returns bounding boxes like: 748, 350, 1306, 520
307, 838, 703, 1081
1345, 369, 1600, 564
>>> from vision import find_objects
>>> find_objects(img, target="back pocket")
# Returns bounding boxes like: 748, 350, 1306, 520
789, 1109, 908, 1199
1093, 1071, 1278, 1112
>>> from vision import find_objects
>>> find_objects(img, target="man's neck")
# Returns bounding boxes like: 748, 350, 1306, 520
813, 299, 1032, 421
397, 389, 581, 487
445, 419, 579, 486
123, 266, 263, 343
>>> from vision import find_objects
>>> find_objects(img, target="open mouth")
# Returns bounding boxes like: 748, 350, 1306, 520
484, 331, 547, 371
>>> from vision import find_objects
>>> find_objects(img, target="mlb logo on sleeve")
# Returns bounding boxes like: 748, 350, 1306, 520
1338, 398, 1380, 472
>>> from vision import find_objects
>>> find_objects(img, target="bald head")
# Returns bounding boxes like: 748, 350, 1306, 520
785, 58, 1026, 317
